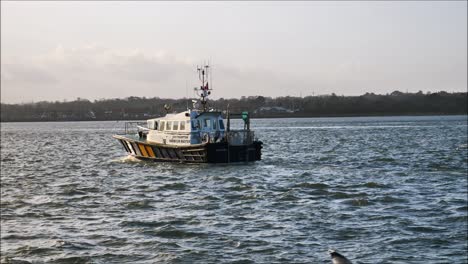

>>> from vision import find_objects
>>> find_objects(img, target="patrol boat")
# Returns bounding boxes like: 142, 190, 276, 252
113, 65, 263, 163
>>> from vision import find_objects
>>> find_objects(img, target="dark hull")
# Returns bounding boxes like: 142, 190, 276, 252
114, 135, 262, 163
206, 142, 262, 163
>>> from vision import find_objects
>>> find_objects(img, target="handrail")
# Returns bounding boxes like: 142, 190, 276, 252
124, 121, 147, 134
226, 130, 255, 146
226, 106, 250, 132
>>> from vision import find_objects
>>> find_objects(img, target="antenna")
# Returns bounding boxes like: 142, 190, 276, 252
210, 59, 213, 92
193, 62, 212, 112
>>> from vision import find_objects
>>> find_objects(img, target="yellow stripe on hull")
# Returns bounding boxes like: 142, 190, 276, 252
138, 144, 149, 157
145, 145, 156, 158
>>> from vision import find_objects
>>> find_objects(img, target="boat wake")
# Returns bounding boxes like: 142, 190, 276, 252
111, 155, 142, 163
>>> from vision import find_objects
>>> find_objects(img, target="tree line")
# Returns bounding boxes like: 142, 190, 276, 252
1, 91, 466, 122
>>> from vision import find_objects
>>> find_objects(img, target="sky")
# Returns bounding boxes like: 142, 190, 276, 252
1, 1, 467, 103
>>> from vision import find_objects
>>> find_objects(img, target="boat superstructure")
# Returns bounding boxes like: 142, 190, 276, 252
113, 65, 262, 163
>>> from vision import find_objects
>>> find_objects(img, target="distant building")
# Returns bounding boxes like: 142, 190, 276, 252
254, 106, 295, 114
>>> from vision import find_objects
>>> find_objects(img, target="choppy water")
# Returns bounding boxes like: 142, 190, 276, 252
1, 116, 467, 264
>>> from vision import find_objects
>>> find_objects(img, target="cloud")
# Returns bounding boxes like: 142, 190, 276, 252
1, 62, 58, 103
5, 43, 463, 103
1, 44, 302, 103
1, 45, 195, 102
1, 63, 57, 84
34, 44, 188, 83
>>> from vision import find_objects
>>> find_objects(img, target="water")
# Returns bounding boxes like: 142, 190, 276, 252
1, 116, 467, 264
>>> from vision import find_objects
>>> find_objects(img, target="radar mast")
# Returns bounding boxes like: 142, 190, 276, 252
194, 64, 212, 112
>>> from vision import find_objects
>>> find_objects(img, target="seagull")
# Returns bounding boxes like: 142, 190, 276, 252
328, 249, 353, 264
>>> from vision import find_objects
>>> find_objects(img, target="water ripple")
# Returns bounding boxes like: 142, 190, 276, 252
1, 116, 467, 263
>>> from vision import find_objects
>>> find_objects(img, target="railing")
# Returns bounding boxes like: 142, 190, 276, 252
227, 130, 255, 146
123, 121, 147, 135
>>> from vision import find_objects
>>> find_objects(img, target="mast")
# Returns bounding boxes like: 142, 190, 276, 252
194, 64, 212, 112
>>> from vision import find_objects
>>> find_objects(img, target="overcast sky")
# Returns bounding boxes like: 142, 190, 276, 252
1, 1, 467, 103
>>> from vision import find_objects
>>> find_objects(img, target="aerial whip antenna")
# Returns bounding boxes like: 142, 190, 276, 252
194, 62, 212, 112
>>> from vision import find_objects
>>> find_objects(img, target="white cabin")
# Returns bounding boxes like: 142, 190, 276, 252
144, 109, 225, 146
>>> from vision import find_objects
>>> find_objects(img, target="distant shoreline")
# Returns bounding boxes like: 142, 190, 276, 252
1, 113, 466, 123
2, 91, 466, 123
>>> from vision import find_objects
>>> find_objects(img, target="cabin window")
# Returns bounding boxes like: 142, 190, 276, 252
180, 121, 185, 131
173, 121, 178, 130
147, 120, 154, 130
213, 119, 217, 129
166, 121, 172, 130
191, 120, 198, 130
204, 119, 212, 129
160, 121, 165, 131
219, 120, 225, 130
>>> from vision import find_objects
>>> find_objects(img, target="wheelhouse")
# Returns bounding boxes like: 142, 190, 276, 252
144, 110, 226, 146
